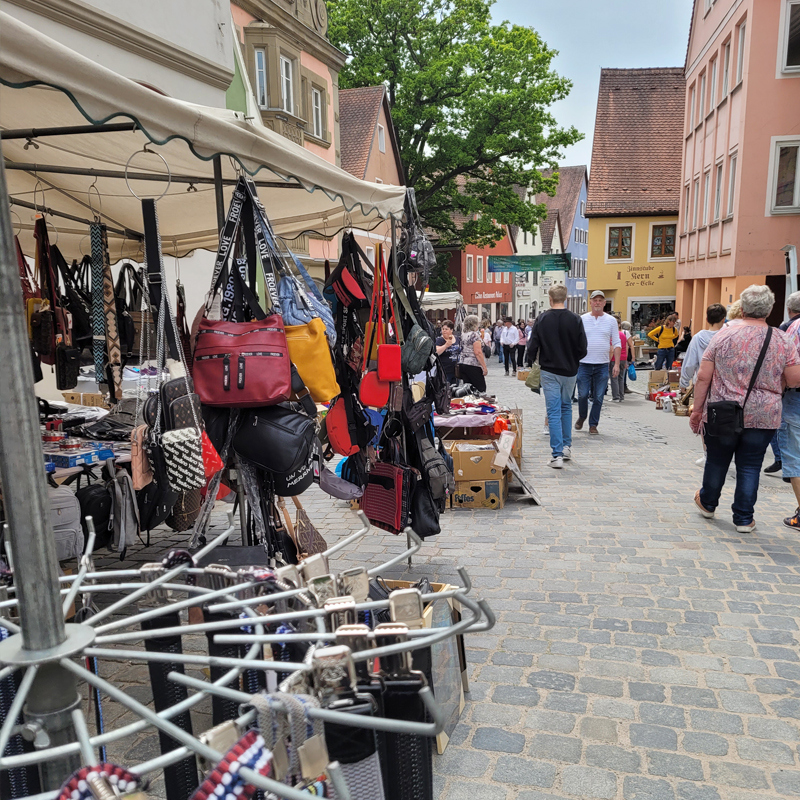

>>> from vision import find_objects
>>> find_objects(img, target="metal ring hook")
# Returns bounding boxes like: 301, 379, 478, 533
32, 180, 46, 217
88, 180, 102, 222
9, 207, 22, 237
125, 146, 172, 202
79, 234, 91, 258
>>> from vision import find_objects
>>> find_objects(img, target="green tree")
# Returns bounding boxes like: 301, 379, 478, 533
327, 0, 582, 247
429, 251, 457, 292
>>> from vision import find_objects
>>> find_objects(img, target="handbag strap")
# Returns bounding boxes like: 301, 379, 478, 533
362, 249, 385, 372
380, 243, 403, 345
743, 326, 773, 411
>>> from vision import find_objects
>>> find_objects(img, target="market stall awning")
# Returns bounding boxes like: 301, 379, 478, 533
420, 292, 463, 311
0, 11, 406, 258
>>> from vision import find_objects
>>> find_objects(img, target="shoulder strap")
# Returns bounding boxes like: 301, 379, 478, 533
743, 326, 773, 410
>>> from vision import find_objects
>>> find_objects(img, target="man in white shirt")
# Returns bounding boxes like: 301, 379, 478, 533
500, 317, 520, 376
576, 290, 621, 434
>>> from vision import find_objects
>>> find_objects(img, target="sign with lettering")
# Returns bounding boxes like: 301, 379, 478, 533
616, 264, 668, 288
488, 254, 571, 272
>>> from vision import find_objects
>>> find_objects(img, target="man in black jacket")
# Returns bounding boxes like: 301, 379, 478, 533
526, 285, 588, 469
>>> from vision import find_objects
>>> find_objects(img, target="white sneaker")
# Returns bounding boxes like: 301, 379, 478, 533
563, 446, 572, 461
542, 425, 549, 435
695, 456, 706, 467
550, 456, 563, 469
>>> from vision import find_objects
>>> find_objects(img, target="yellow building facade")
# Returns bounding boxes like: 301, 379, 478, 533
587, 215, 678, 330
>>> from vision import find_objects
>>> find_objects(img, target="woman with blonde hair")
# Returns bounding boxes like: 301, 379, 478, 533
458, 314, 489, 392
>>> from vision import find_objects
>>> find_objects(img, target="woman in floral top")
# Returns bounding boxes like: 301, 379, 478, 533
691, 285, 800, 532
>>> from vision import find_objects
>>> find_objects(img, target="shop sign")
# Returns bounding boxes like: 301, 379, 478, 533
488, 253, 571, 272
575, 281, 586, 290
516, 289, 530, 297
617, 264, 667, 288
472, 290, 507, 300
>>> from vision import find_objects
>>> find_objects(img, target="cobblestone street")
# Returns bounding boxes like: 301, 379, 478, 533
94, 360, 800, 800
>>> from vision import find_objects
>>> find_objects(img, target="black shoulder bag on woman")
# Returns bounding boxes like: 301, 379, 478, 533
706, 326, 772, 437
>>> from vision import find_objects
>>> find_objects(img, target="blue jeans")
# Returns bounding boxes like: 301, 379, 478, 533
541, 371, 576, 457
700, 427, 775, 526
778, 391, 800, 478
654, 347, 675, 371
577, 363, 609, 427
770, 430, 782, 462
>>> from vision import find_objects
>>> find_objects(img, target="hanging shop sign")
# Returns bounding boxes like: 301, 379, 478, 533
488, 254, 572, 272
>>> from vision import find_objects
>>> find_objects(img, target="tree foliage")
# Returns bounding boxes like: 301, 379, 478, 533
327, 0, 583, 247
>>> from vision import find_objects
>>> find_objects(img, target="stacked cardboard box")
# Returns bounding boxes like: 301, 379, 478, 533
448, 440, 510, 509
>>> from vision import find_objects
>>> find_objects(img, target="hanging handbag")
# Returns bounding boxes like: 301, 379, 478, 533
30, 301, 55, 358
131, 423, 154, 490
706, 327, 772, 437
326, 393, 374, 456
166, 488, 202, 532
526, 362, 541, 394
362, 438, 415, 535
325, 232, 374, 310
628, 361, 637, 381
402, 189, 437, 276
360, 261, 392, 408
413, 427, 453, 502
176, 279, 194, 375
194, 182, 292, 408
55, 342, 80, 390
285, 316, 340, 403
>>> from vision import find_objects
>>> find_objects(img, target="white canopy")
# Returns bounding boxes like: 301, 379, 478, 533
420, 291, 463, 311
0, 12, 406, 259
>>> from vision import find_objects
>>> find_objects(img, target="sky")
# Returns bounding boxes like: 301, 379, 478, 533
491, 0, 695, 171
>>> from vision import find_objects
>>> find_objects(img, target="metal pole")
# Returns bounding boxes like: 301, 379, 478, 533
0, 122, 138, 140
213, 155, 226, 233
0, 151, 80, 786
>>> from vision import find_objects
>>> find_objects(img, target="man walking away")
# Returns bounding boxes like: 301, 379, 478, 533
526, 285, 587, 469
500, 317, 519, 376
576, 290, 620, 435
494, 321, 504, 363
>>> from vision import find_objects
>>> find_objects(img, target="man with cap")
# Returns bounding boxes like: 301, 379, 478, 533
576, 290, 621, 435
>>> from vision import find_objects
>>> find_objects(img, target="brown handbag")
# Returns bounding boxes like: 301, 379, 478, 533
277, 496, 327, 559
131, 424, 153, 490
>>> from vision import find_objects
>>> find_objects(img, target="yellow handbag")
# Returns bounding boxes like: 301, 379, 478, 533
285, 316, 340, 403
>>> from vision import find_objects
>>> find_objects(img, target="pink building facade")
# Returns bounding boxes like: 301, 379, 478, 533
676, 0, 800, 328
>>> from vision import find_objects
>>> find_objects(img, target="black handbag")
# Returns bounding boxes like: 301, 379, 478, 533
706, 327, 772, 437
55, 343, 80, 390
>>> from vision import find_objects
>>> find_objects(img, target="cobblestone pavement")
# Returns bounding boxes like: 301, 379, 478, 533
88, 360, 800, 800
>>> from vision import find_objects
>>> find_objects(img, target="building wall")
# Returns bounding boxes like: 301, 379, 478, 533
565, 177, 590, 313
588, 215, 678, 326
447, 235, 515, 321
676, 0, 800, 325
5, 0, 234, 105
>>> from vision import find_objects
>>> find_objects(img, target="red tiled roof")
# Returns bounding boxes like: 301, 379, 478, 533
539, 208, 561, 253
586, 68, 685, 217
534, 166, 587, 244
338, 86, 386, 179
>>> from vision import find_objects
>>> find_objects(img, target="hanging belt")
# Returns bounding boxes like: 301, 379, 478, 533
89, 224, 106, 383
190, 730, 272, 800
56, 763, 144, 800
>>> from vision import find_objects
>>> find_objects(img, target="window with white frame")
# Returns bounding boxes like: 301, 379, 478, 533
280, 55, 293, 114
255, 49, 269, 108
365, 246, 375, 265
377, 124, 386, 153
699, 72, 706, 119
477, 256, 484, 282
714, 163, 723, 220
783, 1, 800, 71
710, 58, 717, 106
487, 265, 493, 283
728, 153, 738, 216
575, 228, 580, 243
466, 255, 473, 282
311, 88, 323, 138
722, 41, 731, 95
689, 85, 696, 129
684, 185, 691, 232
736, 21, 746, 84
504, 271, 509, 283
771, 140, 800, 212
702, 171, 711, 226
580, 200, 586, 216
693, 178, 700, 228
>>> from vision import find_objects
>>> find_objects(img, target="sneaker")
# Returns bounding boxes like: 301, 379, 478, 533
764, 461, 783, 475
549, 456, 563, 469
736, 520, 756, 533
589, 426, 599, 435
695, 456, 707, 467
542, 425, 549, 435
784, 509, 800, 529
694, 490, 714, 519
563, 446, 572, 461
505, 372, 509, 376
575, 418, 585, 431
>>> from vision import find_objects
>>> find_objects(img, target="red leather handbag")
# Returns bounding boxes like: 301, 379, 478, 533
326, 397, 361, 456
360, 251, 392, 408
376, 246, 402, 382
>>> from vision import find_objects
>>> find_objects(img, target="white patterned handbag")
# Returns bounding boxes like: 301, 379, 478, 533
161, 427, 205, 491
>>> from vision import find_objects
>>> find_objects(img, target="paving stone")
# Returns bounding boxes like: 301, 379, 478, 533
647, 752, 705, 781
736, 737, 795, 764
689, 709, 744, 734
629, 724, 678, 751
640, 703, 687, 728
748, 717, 800, 741
585, 744, 641, 773
772, 698, 800, 719
472, 704, 523, 726
492, 756, 557, 788
543, 692, 588, 713
719, 691, 766, 714
492, 685, 541, 707
444, 781, 509, 800
580, 717, 618, 742
773, 771, 800, 796
561, 766, 617, 799
525, 709, 577, 734
682, 732, 728, 756
671, 687, 718, 708
436, 748, 492, 777
527, 670, 577, 691
623, 776, 676, 800
708, 762, 768, 789
676, 785, 721, 800
579, 677, 624, 697
593, 698, 636, 719
630, 682, 666, 702
529, 733, 582, 763
472, 727, 525, 753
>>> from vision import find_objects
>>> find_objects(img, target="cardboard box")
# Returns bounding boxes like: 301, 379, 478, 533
61, 392, 109, 408
668, 370, 680, 383
517, 369, 530, 381
451, 441, 503, 481
452, 473, 509, 509
647, 370, 668, 386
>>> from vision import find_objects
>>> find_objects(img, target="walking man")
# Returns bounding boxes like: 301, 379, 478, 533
500, 317, 519, 376
526, 285, 587, 468
494, 321, 504, 363
576, 290, 620, 435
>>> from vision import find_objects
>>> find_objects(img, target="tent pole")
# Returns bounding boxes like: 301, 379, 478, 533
0, 122, 138, 140
0, 151, 81, 788
213, 155, 225, 233
9, 196, 141, 240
